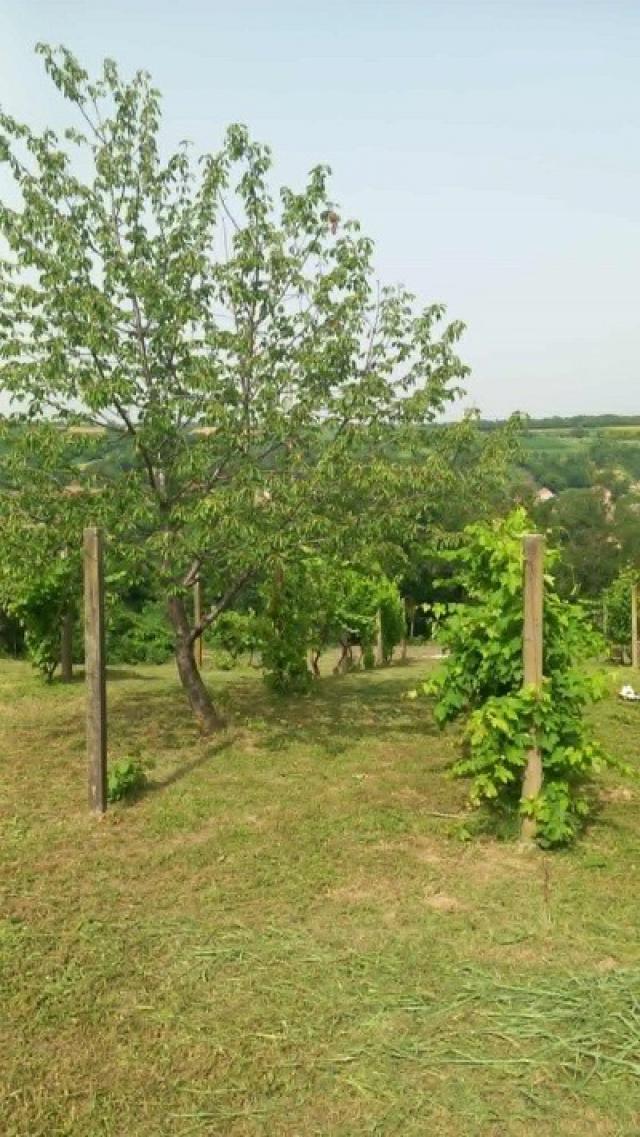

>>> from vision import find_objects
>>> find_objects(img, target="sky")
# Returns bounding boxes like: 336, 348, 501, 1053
1, 0, 639, 418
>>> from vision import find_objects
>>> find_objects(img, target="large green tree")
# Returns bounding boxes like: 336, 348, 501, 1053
0, 46, 471, 730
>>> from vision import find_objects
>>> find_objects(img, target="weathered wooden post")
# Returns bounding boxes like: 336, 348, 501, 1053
194, 579, 204, 669
84, 527, 107, 813
520, 533, 545, 844
374, 609, 384, 667
632, 583, 638, 670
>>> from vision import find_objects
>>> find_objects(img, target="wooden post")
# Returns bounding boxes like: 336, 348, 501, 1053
401, 597, 412, 661
194, 579, 203, 669
602, 598, 608, 640
374, 609, 384, 667
84, 528, 107, 813
632, 584, 638, 670
520, 534, 545, 844
406, 598, 417, 642
60, 609, 74, 683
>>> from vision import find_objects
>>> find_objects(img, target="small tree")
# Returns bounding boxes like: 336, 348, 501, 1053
377, 578, 406, 663
416, 509, 619, 846
257, 558, 405, 689
0, 46, 469, 731
260, 561, 313, 693
604, 566, 639, 650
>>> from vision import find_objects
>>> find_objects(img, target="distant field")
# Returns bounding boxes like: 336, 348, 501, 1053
598, 426, 640, 438
523, 423, 640, 471
524, 431, 587, 453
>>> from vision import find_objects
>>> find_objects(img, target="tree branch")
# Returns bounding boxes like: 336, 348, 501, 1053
189, 568, 254, 643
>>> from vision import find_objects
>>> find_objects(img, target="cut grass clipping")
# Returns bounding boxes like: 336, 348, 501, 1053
388, 966, 640, 1080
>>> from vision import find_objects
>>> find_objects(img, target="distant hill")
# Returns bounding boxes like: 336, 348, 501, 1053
481, 414, 640, 495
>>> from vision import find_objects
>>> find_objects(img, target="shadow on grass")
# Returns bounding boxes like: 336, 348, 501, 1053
51, 672, 86, 687
106, 668, 161, 682
144, 735, 236, 795
109, 662, 439, 760
258, 673, 440, 756
52, 667, 161, 684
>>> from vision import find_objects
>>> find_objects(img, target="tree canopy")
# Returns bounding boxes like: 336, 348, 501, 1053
0, 46, 522, 727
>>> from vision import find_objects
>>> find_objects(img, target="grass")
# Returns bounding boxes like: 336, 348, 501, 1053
1, 648, 640, 1136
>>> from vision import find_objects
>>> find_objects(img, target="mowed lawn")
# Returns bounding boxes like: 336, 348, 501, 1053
1, 649, 639, 1137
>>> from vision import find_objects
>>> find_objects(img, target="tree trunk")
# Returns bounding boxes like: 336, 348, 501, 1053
60, 609, 74, 683
167, 595, 224, 734
333, 641, 350, 675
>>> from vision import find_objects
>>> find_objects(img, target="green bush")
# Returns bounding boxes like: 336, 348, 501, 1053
2, 568, 77, 680
416, 508, 622, 847
107, 757, 148, 802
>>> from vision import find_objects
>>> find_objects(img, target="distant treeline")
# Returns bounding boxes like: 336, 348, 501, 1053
478, 414, 640, 432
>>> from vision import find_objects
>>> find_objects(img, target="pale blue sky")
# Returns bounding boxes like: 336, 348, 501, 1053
1, 0, 639, 417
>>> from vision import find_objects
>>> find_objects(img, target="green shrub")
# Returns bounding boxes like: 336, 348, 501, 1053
214, 648, 236, 671
107, 757, 148, 802
3, 569, 77, 680
416, 508, 622, 847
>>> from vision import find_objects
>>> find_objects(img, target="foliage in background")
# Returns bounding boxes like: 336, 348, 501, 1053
0, 559, 79, 681
7, 582, 71, 681
416, 509, 618, 846
255, 558, 407, 691
260, 563, 312, 694
604, 566, 639, 647
0, 44, 475, 731
0, 607, 24, 658
0, 423, 90, 678
378, 579, 406, 663
534, 488, 622, 597
106, 599, 174, 666
331, 568, 403, 657
210, 609, 262, 664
